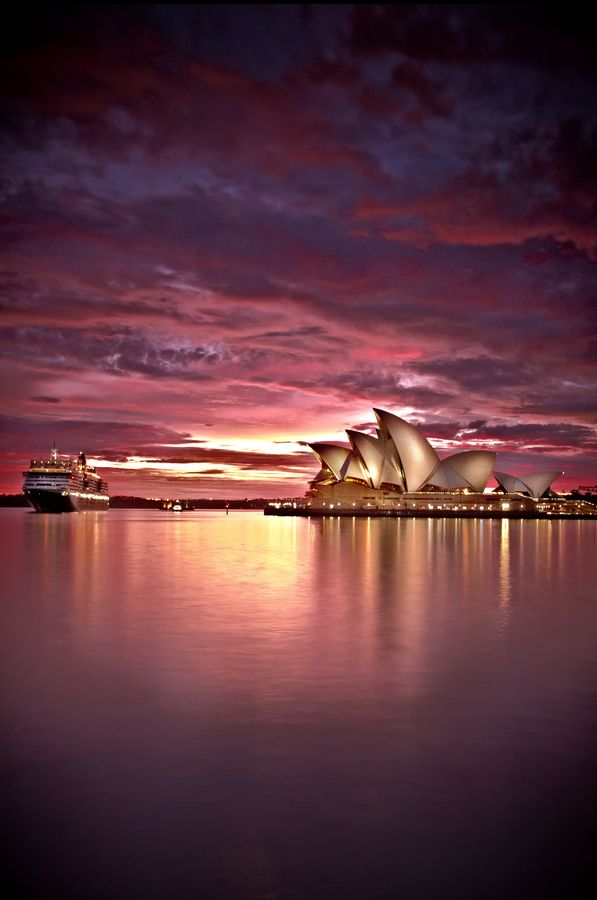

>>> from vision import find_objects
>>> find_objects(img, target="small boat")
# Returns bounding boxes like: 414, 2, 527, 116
162, 499, 194, 511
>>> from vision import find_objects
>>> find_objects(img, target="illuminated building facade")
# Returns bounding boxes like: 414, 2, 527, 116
263, 409, 597, 517
285, 408, 588, 515
309, 408, 497, 498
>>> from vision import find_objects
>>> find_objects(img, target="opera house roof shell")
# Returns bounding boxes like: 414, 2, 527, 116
493, 470, 562, 499
309, 409, 561, 497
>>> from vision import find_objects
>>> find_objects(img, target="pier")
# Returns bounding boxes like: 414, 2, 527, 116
265, 505, 597, 520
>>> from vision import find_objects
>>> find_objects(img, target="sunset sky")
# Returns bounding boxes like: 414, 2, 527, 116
1, 4, 596, 497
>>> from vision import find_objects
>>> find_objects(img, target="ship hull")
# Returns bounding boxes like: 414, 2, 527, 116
24, 489, 109, 513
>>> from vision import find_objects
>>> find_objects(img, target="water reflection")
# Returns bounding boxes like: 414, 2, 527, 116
12, 512, 597, 710
496, 518, 512, 633
1, 510, 597, 900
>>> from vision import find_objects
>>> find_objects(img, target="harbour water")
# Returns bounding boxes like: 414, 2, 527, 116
2, 509, 597, 899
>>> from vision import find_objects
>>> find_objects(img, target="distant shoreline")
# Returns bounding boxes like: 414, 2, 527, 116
0, 495, 273, 509
3, 492, 596, 512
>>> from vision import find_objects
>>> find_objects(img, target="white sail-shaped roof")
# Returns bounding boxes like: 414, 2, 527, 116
306, 410, 560, 499
346, 430, 388, 489
444, 450, 495, 492
494, 471, 523, 493
376, 433, 405, 489
521, 471, 561, 498
374, 409, 439, 491
494, 470, 561, 498
308, 443, 351, 482
343, 452, 370, 484
380, 458, 404, 489
428, 460, 471, 490
428, 451, 495, 491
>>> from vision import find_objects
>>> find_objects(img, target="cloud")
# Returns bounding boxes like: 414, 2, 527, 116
391, 61, 451, 118
461, 421, 597, 452
0, 326, 241, 379
0, 6, 595, 495
135, 448, 314, 471
0, 415, 192, 455
410, 356, 535, 393
348, 6, 596, 71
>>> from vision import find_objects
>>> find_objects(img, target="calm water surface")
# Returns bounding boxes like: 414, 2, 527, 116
2, 509, 597, 899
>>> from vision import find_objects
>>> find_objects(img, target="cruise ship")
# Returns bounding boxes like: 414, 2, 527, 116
23, 445, 109, 512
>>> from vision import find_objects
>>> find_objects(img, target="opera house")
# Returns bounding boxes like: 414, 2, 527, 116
267, 408, 597, 518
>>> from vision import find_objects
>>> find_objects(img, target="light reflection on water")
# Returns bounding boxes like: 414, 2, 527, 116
1, 509, 597, 899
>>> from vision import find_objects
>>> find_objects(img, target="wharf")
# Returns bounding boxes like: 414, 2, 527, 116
264, 507, 597, 520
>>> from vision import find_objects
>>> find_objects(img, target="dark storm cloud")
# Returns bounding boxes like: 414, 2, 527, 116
282, 367, 455, 410
348, 5, 596, 71
462, 421, 597, 451
256, 326, 329, 340
551, 117, 597, 203
95, 445, 315, 474
418, 421, 466, 441
0, 271, 206, 328
390, 61, 451, 118
0, 414, 192, 455
411, 356, 535, 393
0, 326, 249, 379
516, 390, 597, 419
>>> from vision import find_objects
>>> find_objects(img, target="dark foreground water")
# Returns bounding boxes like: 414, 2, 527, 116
2, 509, 597, 900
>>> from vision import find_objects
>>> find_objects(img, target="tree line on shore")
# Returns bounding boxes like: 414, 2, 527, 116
0, 494, 272, 509
2, 491, 596, 509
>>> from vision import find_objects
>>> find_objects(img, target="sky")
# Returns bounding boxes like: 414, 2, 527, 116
1, 4, 596, 497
